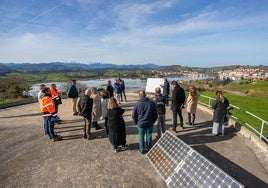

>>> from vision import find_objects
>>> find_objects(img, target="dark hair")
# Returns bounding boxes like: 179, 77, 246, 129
44, 87, 51, 97
216, 91, 222, 95
102, 91, 110, 99
171, 80, 178, 86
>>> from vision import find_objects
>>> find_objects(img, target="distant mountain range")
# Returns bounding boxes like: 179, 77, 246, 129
1, 62, 159, 71
0, 62, 266, 75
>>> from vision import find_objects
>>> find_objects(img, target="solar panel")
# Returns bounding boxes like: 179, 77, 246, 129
147, 131, 244, 188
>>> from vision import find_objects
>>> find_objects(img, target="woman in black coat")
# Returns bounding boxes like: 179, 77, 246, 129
212, 91, 229, 136
107, 97, 127, 152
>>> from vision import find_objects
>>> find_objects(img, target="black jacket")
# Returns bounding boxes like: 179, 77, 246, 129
77, 94, 93, 119
212, 97, 229, 123
155, 94, 166, 115
107, 107, 126, 146
171, 85, 186, 111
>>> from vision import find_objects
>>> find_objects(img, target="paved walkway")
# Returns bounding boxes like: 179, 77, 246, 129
0, 94, 267, 187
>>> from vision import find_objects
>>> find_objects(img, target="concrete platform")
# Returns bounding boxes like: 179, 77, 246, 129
0, 94, 267, 187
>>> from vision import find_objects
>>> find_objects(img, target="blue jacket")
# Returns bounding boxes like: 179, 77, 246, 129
132, 98, 158, 128
114, 82, 122, 94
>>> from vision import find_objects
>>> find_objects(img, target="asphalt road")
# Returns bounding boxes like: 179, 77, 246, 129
0, 94, 267, 187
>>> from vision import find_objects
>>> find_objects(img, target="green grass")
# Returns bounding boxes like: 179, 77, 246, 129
221, 80, 268, 98
199, 91, 268, 138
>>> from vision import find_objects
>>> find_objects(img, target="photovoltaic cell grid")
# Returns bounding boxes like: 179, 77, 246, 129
146, 131, 244, 188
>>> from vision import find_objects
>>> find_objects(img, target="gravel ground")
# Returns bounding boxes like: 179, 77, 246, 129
0, 94, 267, 188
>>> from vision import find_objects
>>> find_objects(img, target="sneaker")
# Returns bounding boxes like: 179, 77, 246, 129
53, 135, 62, 141
121, 145, 129, 151
95, 126, 102, 130
83, 134, 87, 139
114, 148, 120, 153
139, 150, 147, 155
87, 134, 96, 140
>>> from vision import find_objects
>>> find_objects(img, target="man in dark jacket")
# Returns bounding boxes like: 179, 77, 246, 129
132, 90, 158, 154
77, 88, 96, 140
154, 87, 166, 139
171, 80, 186, 132
162, 78, 170, 106
68, 80, 79, 116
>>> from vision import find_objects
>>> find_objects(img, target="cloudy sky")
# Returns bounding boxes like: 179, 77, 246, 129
0, 0, 268, 67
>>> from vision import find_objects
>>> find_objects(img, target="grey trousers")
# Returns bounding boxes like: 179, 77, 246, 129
156, 115, 166, 137
212, 122, 224, 135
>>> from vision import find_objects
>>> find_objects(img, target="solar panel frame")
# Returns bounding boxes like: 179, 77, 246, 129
146, 131, 245, 188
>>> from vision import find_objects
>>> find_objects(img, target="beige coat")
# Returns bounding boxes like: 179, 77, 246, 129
186, 92, 199, 114
91, 93, 102, 122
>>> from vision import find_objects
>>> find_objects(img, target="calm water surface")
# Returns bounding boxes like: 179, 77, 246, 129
29, 76, 210, 98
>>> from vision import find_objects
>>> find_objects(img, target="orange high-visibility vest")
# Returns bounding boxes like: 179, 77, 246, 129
40, 96, 56, 114
50, 87, 60, 100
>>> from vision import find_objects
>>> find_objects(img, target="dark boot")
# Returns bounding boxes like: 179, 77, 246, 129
95, 122, 102, 130
192, 114, 196, 125
186, 113, 192, 125
92, 121, 96, 128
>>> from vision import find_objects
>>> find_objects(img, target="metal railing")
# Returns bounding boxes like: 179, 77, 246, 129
198, 94, 268, 143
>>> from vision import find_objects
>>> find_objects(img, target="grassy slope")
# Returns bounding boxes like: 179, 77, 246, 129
200, 91, 268, 138
220, 80, 268, 98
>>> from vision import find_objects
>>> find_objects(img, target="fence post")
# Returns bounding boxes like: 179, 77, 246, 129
260, 121, 265, 139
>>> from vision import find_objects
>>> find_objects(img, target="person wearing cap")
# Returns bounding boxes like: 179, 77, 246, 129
170, 80, 186, 132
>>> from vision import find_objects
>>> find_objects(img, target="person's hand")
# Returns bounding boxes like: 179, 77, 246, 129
219, 94, 224, 102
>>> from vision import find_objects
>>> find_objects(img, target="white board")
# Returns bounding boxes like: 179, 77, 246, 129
145, 78, 165, 93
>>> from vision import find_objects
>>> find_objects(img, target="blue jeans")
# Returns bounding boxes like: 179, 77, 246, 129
164, 95, 169, 106
43, 116, 55, 139
43, 117, 48, 134
137, 125, 154, 153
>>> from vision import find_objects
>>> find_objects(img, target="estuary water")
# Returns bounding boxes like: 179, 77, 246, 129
29, 78, 147, 97
28, 76, 210, 98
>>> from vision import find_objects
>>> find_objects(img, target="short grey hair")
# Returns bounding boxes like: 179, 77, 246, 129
85, 88, 91, 95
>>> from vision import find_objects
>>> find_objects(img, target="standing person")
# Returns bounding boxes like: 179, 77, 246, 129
50, 84, 62, 113
212, 91, 229, 136
132, 90, 157, 154
154, 87, 166, 139
38, 84, 47, 134
77, 88, 96, 140
119, 78, 127, 102
170, 80, 186, 132
37, 84, 47, 134
39, 88, 62, 141
38, 84, 46, 101
101, 91, 110, 135
162, 78, 170, 106
186, 86, 200, 126
106, 80, 114, 98
113, 78, 122, 104
67, 80, 79, 116
91, 87, 102, 130
107, 97, 128, 153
